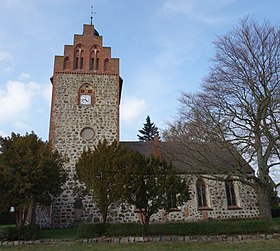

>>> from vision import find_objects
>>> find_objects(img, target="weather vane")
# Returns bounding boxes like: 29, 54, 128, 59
90, 5, 96, 25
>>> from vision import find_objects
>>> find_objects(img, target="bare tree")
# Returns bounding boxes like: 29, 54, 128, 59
164, 18, 280, 221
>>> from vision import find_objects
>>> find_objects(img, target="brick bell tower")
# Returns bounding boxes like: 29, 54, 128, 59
48, 24, 122, 227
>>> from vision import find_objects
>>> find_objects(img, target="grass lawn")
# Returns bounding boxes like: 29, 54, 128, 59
0, 239, 280, 251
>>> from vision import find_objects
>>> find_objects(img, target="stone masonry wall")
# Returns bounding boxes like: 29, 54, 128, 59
37, 173, 259, 227
39, 73, 119, 228
182, 176, 259, 221
88, 175, 257, 224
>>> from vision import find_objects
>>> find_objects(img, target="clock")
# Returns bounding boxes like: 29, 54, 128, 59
80, 94, 91, 105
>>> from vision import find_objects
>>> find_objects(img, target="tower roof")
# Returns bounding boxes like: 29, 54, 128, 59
94, 29, 99, 36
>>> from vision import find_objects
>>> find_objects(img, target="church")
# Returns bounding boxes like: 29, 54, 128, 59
35, 23, 259, 228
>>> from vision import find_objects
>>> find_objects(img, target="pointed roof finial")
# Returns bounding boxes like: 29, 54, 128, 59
90, 5, 96, 25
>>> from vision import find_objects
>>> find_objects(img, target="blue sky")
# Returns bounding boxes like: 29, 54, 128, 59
0, 0, 280, 142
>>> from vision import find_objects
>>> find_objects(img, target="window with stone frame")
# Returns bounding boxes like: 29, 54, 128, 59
225, 180, 238, 208
196, 178, 208, 208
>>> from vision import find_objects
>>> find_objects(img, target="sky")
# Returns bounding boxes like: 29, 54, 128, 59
0, 0, 280, 143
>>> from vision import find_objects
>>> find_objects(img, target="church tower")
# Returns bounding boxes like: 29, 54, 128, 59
48, 24, 122, 227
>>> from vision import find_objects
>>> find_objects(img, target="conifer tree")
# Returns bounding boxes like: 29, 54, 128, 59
0, 132, 66, 227
75, 139, 128, 226
124, 153, 189, 232
137, 115, 160, 142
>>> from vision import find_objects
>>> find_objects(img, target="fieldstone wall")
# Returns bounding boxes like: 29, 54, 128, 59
183, 176, 259, 221
36, 174, 259, 228
39, 72, 120, 228
75, 175, 259, 225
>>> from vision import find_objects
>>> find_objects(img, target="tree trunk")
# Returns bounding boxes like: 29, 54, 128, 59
15, 207, 28, 227
15, 210, 21, 227
258, 183, 272, 222
102, 206, 109, 227
143, 214, 150, 234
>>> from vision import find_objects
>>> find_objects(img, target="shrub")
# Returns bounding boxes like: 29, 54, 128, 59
77, 223, 106, 238
0, 224, 40, 241
106, 223, 144, 236
0, 227, 19, 241
20, 224, 41, 240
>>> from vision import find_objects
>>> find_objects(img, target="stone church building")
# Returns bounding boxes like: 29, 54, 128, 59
36, 23, 259, 228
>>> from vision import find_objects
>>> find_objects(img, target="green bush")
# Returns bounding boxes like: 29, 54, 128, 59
106, 223, 144, 236
0, 224, 40, 241
147, 220, 272, 236
20, 224, 41, 240
74, 219, 280, 239
77, 223, 106, 238
0, 227, 19, 241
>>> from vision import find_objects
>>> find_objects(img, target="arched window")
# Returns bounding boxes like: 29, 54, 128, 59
80, 50, 84, 69
104, 58, 109, 71
196, 179, 207, 208
225, 180, 237, 207
74, 44, 84, 70
90, 52, 94, 70
95, 52, 99, 70
90, 45, 100, 71
63, 57, 70, 70
75, 49, 79, 69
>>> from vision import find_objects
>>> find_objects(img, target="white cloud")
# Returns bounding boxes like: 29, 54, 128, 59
0, 80, 50, 124
121, 96, 146, 123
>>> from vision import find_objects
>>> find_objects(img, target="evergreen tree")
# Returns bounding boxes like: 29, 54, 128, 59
75, 139, 129, 226
0, 132, 66, 227
124, 153, 189, 232
137, 115, 160, 142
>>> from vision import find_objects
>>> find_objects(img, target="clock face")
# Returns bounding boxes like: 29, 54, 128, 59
80, 94, 91, 105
